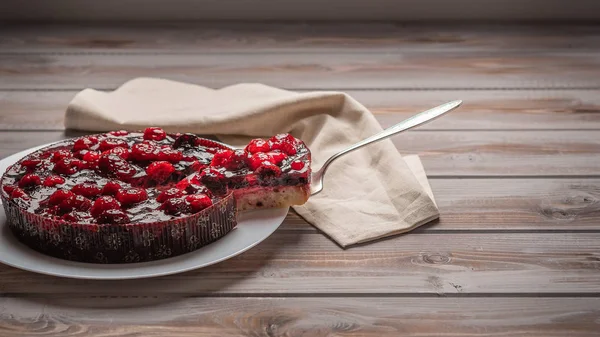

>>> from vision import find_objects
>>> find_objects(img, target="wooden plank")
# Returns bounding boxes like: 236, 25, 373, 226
0, 130, 598, 176
2, 23, 600, 53
0, 233, 599, 295
2, 90, 600, 131
1, 297, 599, 337
1, 52, 599, 90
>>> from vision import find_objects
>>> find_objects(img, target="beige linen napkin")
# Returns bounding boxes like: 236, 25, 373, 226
65, 78, 439, 247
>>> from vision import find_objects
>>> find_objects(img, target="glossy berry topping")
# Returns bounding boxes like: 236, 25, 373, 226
143, 127, 167, 141
101, 181, 122, 196
160, 197, 189, 215
21, 159, 42, 170
256, 161, 282, 178
96, 209, 130, 224
130, 142, 158, 162
71, 183, 102, 198
98, 138, 129, 152
50, 150, 73, 163
109, 130, 129, 137
270, 133, 298, 155
146, 161, 175, 183
73, 137, 99, 151
53, 157, 83, 175
102, 146, 130, 160
116, 188, 148, 206
210, 149, 234, 168
199, 167, 226, 189
267, 151, 288, 165
245, 138, 271, 154
291, 160, 305, 170
18, 173, 41, 188
246, 152, 275, 171
172, 133, 200, 149
90, 196, 121, 218
98, 154, 136, 180
10, 187, 29, 200
157, 148, 183, 163
245, 174, 258, 186
157, 187, 185, 203
43, 175, 65, 187
69, 195, 93, 212
48, 190, 76, 206
82, 151, 100, 167
2, 185, 16, 195
186, 194, 213, 213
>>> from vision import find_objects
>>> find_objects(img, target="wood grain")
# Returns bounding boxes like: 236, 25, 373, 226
2, 23, 600, 53
0, 297, 599, 337
1, 51, 599, 90
2, 90, 600, 131
0, 232, 598, 295
0, 130, 598, 176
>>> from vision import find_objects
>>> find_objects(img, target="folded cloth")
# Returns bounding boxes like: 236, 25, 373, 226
65, 78, 439, 247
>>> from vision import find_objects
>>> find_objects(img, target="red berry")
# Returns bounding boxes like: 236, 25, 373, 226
48, 190, 75, 206
146, 161, 175, 183
130, 142, 159, 162
90, 195, 121, 218
73, 137, 99, 151
291, 160, 305, 170
10, 187, 29, 200
190, 160, 206, 172
160, 197, 189, 215
50, 150, 73, 163
116, 188, 148, 206
102, 146, 130, 160
70, 195, 92, 211
43, 175, 65, 187
157, 187, 184, 203
71, 183, 102, 198
256, 161, 282, 178
270, 133, 297, 144
98, 138, 129, 152
245, 174, 258, 186
109, 130, 128, 137
2, 185, 16, 195
101, 181, 122, 196
186, 194, 213, 213
96, 209, 130, 225
199, 167, 226, 193
270, 133, 298, 155
245, 138, 271, 154
53, 158, 83, 175
267, 151, 288, 165
21, 159, 42, 170
143, 127, 167, 141
157, 148, 183, 163
210, 149, 234, 168
98, 154, 136, 180
18, 173, 41, 188
82, 151, 101, 168
61, 212, 80, 222
246, 152, 274, 171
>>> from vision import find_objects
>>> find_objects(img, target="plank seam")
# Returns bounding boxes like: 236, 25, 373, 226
1, 293, 599, 298
2, 87, 600, 92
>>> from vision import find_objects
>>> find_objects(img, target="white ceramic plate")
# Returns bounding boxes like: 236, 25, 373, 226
0, 143, 288, 280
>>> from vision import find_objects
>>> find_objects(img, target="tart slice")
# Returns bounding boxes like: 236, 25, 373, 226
0, 128, 311, 263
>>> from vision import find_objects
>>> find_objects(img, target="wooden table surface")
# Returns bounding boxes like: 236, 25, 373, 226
0, 23, 599, 336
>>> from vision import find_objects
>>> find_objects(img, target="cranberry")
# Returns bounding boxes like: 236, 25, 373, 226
10, 188, 29, 200
98, 138, 129, 152
18, 173, 42, 188
143, 127, 167, 141
50, 150, 73, 163
73, 137, 99, 151
96, 209, 130, 225
146, 161, 175, 183
116, 188, 148, 206
130, 142, 159, 162
245, 138, 271, 154
160, 197, 189, 215
2, 185, 16, 195
102, 146, 130, 160
109, 130, 129, 137
90, 195, 121, 218
256, 161, 282, 178
246, 152, 274, 171
186, 194, 213, 213
291, 160, 305, 170
71, 183, 102, 198
157, 187, 184, 203
98, 154, 136, 180
53, 157, 83, 175
157, 148, 183, 163
48, 190, 75, 206
21, 159, 42, 170
267, 151, 288, 165
42, 176, 63, 187
101, 181, 122, 196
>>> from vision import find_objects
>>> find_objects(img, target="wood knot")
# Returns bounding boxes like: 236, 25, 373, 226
422, 253, 451, 264
540, 207, 576, 220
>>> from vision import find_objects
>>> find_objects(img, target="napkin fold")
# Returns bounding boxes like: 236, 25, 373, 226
65, 78, 439, 247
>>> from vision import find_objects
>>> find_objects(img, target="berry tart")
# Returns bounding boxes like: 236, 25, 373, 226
0, 128, 311, 263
